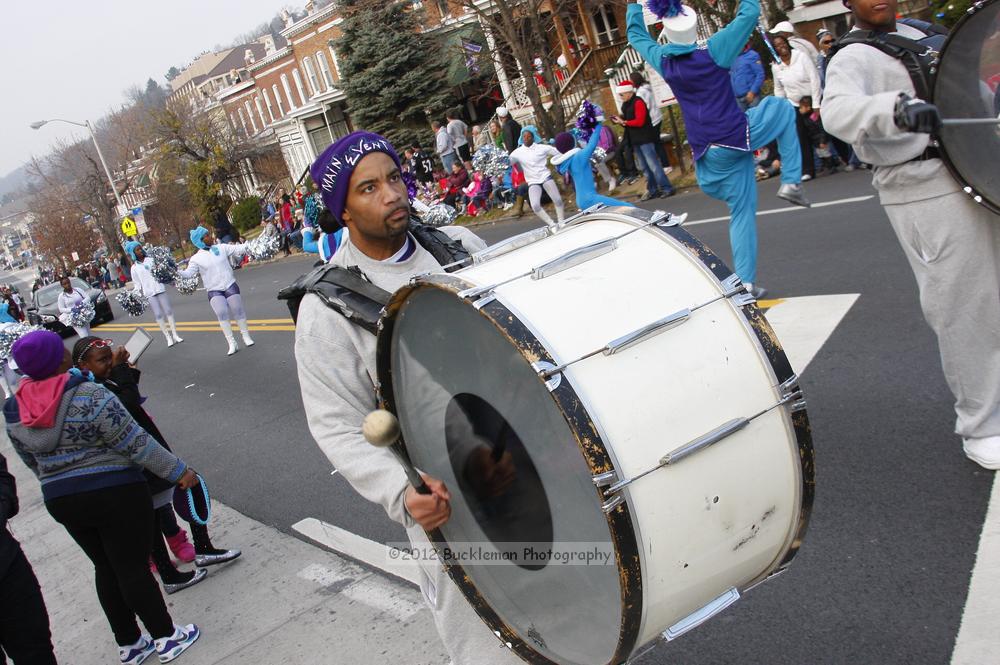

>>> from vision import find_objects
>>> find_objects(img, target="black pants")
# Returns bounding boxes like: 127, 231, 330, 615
794, 112, 816, 178
0, 548, 57, 665
46, 483, 174, 646
618, 136, 639, 178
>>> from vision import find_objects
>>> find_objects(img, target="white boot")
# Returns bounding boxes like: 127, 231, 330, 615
237, 319, 254, 347
168, 315, 183, 343
220, 321, 238, 356
157, 320, 174, 348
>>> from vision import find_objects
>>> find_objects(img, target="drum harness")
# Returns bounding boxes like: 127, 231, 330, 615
277, 218, 470, 334
829, 18, 949, 162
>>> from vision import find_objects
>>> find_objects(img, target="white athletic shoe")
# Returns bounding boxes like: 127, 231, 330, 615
963, 436, 1000, 470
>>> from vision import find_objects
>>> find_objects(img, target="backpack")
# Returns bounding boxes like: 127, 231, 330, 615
277, 219, 471, 334
830, 20, 948, 102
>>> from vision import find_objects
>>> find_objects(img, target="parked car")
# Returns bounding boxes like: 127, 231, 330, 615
26, 277, 113, 337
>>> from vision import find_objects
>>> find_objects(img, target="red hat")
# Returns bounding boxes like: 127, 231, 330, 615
617, 81, 635, 94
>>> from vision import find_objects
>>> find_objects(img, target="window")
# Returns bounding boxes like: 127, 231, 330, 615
237, 108, 249, 136
244, 102, 258, 133
262, 89, 276, 122
303, 57, 321, 95
591, 6, 620, 45
254, 96, 267, 127
316, 51, 336, 88
281, 74, 297, 109
328, 45, 342, 80
272, 85, 285, 116
292, 69, 307, 106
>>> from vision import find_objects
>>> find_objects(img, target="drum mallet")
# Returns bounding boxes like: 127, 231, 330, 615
362, 409, 432, 495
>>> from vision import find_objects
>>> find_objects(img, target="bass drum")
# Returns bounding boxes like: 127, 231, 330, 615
933, 0, 1000, 214
376, 207, 815, 664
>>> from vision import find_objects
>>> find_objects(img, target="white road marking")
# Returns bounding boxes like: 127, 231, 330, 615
296, 562, 424, 621
763, 294, 860, 374
293, 517, 421, 586
685, 195, 875, 226
951, 474, 1000, 664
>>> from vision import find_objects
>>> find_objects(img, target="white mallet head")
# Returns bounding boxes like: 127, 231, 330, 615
362, 409, 400, 448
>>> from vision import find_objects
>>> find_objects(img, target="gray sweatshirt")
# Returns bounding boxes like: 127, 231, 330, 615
822, 24, 958, 205
294, 227, 525, 663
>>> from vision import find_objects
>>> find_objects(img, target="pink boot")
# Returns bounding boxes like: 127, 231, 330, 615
165, 530, 196, 563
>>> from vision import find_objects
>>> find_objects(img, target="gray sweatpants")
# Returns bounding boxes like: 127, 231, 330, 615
883, 190, 1000, 440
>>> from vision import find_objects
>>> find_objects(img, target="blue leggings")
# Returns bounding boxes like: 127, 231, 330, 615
696, 96, 802, 285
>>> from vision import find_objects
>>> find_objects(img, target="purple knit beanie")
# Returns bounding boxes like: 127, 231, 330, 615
11, 330, 65, 379
310, 131, 402, 225
554, 132, 577, 154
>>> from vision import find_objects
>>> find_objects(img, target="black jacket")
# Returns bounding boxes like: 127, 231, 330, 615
1, 452, 21, 574
621, 96, 658, 146
102, 364, 174, 495
501, 116, 522, 153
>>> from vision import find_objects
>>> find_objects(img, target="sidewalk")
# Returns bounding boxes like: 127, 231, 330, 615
2, 433, 450, 665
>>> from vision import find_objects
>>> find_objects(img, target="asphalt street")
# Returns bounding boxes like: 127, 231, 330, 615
6, 170, 992, 664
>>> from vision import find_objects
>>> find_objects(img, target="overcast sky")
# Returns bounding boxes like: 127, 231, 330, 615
0, 0, 294, 178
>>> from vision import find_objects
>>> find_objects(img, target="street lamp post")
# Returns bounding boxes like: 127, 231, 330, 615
30, 118, 126, 213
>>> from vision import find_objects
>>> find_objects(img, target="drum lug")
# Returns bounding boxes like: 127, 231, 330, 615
531, 237, 618, 280
601, 494, 625, 514
720, 273, 743, 297
531, 361, 562, 392
652, 210, 686, 227
779, 374, 807, 412
472, 293, 496, 310
662, 587, 740, 641
592, 470, 619, 487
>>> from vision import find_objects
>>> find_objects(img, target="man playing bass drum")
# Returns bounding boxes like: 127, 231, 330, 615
823, 0, 1000, 469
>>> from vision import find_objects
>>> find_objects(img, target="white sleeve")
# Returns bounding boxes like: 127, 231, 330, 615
822, 50, 906, 145
294, 301, 415, 528
771, 64, 786, 99
441, 226, 488, 253
175, 255, 200, 279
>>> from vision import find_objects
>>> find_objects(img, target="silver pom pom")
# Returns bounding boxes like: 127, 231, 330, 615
246, 226, 281, 262
115, 290, 148, 317
472, 145, 511, 180
59, 301, 96, 329
174, 276, 199, 295
0, 323, 41, 360
590, 146, 608, 168
144, 245, 178, 284
420, 204, 458, 227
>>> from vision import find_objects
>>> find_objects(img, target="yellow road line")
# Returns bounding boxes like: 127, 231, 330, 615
758, 298, 785, 309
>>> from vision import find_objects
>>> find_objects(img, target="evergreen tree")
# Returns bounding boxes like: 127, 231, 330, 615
335, 0, 456, 148
930, 0, 973, 27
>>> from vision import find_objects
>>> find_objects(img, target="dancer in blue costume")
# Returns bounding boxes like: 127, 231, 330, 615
552, 121, 634, 209
627, 0, 810, 297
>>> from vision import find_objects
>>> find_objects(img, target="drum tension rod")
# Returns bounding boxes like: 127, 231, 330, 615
599, 375, 804, 513
539, 274, 754, 381
457, 212, 684, 305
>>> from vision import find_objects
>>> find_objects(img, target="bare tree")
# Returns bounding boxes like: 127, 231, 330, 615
27, 187, 102, 273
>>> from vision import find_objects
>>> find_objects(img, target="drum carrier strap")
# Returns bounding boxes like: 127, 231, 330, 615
277, 219, 471, 334
829, 23, 948, 161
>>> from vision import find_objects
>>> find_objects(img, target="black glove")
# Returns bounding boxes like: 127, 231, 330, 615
894, 93, 942, 134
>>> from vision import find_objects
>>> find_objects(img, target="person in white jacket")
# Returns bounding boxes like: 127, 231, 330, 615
294, 130, 522, 664
508, 126, 565, 226
175, 227, 253, 356
771, 34, 823, 180
124, 241, 183, 347
823, 0, 1000, 469
56, 277, 92, 338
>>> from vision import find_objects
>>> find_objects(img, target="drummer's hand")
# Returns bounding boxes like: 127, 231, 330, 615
177, 468, 200, 489
894, 93, 941, 134
112, 346, 130, 366
466, 446, 516, 498
406, 473, 451, 530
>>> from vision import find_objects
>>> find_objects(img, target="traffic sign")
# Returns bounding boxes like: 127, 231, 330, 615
121, 216, 138, 237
